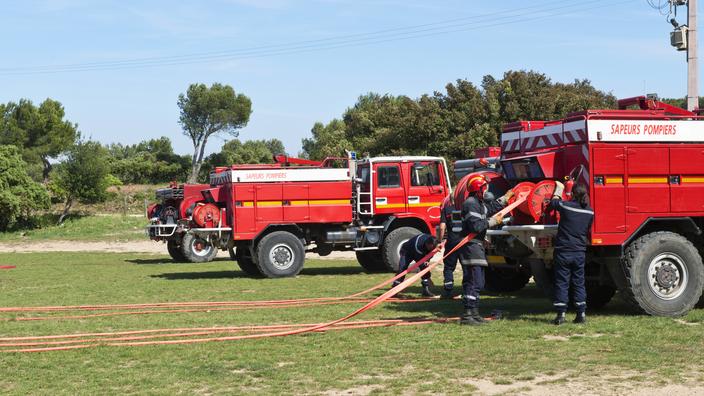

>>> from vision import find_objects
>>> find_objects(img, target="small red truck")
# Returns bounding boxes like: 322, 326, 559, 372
457, 96, 704, 317
147, 155, 451, 278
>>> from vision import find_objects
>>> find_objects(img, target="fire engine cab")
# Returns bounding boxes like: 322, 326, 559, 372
459, 96, 704, 317
147, 155, 451, 278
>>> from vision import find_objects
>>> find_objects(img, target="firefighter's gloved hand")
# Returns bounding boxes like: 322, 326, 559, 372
497, 190, 515, 205
553, 181, 565, 199
488, 213, 504, 228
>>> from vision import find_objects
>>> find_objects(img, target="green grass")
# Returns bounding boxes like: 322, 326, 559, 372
1, 253, 704, 395
0, 215, 147, 243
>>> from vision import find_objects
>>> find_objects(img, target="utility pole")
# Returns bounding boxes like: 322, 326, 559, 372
687, 0, 698, 111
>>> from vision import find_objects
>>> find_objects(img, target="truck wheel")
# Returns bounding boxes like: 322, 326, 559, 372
181, 233, 217, 263
234, 247, 262, 277
255, 231, 305, 278
382, 227, 422, 272
622, 231, 704, 317
586, 282, 616, 310
484, 266, 531, 293
356, 251, 387, 273
167, 239, 186, 262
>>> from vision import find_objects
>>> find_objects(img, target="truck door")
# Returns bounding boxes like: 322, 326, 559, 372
626, 146, 670, 213
283, 184, 310, 221
670, 146, 704, 212
255, 184, 283, 226
406, 161, 446, 220
233, 185, 256, 233
372, 163, 405, 214
592, 146, 626, 233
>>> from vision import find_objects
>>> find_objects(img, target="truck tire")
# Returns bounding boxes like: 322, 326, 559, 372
484, 266, 531, 293
234, 247, 262, 277
622, 231, 704, 317
255, 231, 305, 278
586, 282, 616, 310
356, 251, 387, 273
382, 227, 422, 272
167, 239, 186, 262
181, 233, 217, 263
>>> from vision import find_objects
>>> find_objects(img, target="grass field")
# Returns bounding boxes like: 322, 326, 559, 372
1, 252, 704, 395
0, 215, 146, 243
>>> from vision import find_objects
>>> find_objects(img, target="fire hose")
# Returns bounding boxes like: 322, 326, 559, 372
1, 194, 527, 353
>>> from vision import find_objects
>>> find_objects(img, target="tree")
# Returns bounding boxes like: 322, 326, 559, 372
107, 137, 190, 184
178, 83, 252, 183
302, 70, 616, 162
0, 98, 79, 183
661, 96, 704, 109
0, 145, 50, 231
56, 140, 111, 224
301, 119, 351, 160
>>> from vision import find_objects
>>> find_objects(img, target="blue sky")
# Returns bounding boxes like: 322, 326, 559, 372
0, 0, 696, 156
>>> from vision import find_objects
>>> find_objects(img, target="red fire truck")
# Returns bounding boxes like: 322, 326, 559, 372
458, 96, 704, 317
147, 155, 451, 278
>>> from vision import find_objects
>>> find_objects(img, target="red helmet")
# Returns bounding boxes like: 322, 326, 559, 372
467, 175, 489, 196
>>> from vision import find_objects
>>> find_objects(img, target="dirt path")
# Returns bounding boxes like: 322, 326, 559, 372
0, 240, 358, 260
462, 374, 704, 396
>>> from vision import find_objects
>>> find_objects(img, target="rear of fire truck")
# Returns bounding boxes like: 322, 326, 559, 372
460, 96, 704, 317
146, 182, 220, 263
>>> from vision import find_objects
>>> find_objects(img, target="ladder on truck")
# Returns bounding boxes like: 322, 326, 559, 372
353, 159, 374, 217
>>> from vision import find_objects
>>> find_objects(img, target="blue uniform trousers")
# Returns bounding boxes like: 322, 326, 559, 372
443, 239, 460, 291
462, 263, 485, 309
553, 252, 587, 313
392, 254, 431, 287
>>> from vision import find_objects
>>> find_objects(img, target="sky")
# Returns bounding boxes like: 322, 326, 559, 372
0, 0, 697, 157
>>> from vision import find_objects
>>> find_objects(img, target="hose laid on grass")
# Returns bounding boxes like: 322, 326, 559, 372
1, 317, 459, 353
0, 317, 459, 348
2, 297, 435, 322
1, 194, 527, 353
0, 249, 444, 315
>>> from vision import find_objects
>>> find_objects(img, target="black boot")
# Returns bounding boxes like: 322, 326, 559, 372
470, 308, 486, 324
440, 288, 454, 300
421, 284, 436, 297
459, 309, 482, 326
573, 312, 586, 324
552, 312, 566, 325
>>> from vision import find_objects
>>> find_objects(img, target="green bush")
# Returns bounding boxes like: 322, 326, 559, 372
0, 145, 50, 230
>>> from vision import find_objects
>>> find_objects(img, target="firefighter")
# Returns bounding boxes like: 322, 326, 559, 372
458, 176, 513, 325
549, 182, 594, 325
391, 233, 439, 297
439, 197, 461, 299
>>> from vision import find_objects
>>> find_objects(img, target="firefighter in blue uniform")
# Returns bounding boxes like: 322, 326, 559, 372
549, 182, 594, 325
391, 233, 439, 297
439, 197, 462, 299
458, 176, 513, 325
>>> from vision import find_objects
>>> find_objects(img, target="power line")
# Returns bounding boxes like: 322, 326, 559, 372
0, 0, 570, 72
0, 0, 634, 76
646, 0, 674, 18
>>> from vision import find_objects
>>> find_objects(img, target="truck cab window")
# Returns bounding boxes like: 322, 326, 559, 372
377, 166, 400, 188
411, 162, 440, 186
